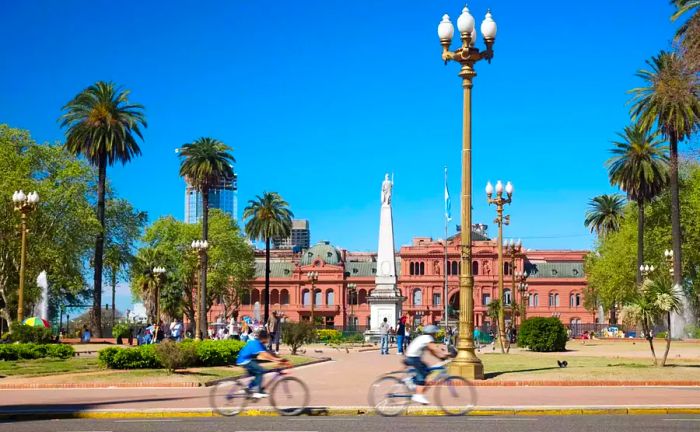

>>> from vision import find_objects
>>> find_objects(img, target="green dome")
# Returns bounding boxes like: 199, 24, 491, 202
301, 241, 343, 265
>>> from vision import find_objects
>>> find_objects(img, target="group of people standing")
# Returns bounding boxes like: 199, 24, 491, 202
379, 314, 412, 355
206, 311, 285, 354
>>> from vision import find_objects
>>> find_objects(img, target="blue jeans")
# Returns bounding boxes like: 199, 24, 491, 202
244, 360, 266, 392
380, 335, 389, 354
405, 356, 429, 386
397, 335, 405, 354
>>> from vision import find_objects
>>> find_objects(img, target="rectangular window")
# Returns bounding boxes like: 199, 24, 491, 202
482, 294, 491, 306
432, 293, 441, 306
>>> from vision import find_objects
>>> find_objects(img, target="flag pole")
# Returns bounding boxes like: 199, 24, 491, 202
444, 167, 450, 342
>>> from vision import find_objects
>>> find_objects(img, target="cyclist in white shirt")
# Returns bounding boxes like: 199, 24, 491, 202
404, 325, 448, 405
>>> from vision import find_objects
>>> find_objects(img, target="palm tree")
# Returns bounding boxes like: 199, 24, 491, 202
60, 81, 146, 336
584, 194, 626, 236
645, 275, 682, 366
178, 137, 235, 338
103, 244, 133, 326
243, 192, 293, 323
671, 1, 700, 71
131, 247, 161, 323
630, 51, 700, 290
606, 123, 669, 284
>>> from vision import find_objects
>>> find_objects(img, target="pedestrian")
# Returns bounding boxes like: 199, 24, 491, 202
266, 311, 282, 354
396, 318, 406, 355
240, 321, 250, 342
379, 317, 390, 355
228, 318, 239, 340
81, 324, 91, 343
170, 319, 183, 342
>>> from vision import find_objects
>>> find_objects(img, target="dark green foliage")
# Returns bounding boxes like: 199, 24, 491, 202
282, 321, 316, 355
98, 339, 245, 369
316, 329, 342, 344
111, 322, 132, 339
154, 340, 197, 372
0, 343, 74, 360
518, 317, 568, 352
8, 323, 54, 344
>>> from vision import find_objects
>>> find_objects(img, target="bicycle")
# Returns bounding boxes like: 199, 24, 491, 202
209, 367, 309, 416
368, 359, 476, 416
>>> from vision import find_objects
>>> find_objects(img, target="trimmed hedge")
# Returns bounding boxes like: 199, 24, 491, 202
0, 343, 75, 360
98, 339, 245, 369
316, 329, 341, 344
6, 323, 54, 344
518, 317, 567, 352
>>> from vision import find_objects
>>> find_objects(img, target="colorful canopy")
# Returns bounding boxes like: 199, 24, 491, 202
23, 317, 50, 328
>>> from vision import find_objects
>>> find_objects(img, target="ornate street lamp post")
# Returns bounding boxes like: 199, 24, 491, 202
438, 4, 498, 380
347, 283, 357, 331
191, 240, 209, 339
307, 271, 319, 326
152, 266, 166, 323
12, 190, 39, 323
486, 180, 512, 352
515, 271, 529, 323
504, 238, 524, 325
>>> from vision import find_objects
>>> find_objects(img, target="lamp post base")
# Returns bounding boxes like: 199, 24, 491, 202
448, 359, 484, 380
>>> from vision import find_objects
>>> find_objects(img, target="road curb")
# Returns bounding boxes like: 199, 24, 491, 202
1, 406, 700, 420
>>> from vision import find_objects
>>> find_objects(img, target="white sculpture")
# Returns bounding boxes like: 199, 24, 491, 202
381, 173, 393, 205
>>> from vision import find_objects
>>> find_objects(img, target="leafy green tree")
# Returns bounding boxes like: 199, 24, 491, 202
243, 192, 293, 323
104, 199, 147, 326
584, 194, 626, 236
0, 125, 99, 328
60, 82, 147, 336
607, 123, 669, 283
630, 52, 700, 292
178, 137, 235, 338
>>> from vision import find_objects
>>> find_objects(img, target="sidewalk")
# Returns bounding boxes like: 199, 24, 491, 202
1, 350, 699, 418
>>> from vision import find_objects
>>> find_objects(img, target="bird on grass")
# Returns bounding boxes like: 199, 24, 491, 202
557, 360, 568, 368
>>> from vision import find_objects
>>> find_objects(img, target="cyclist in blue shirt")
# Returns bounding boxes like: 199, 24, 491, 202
236, 328, 290, 398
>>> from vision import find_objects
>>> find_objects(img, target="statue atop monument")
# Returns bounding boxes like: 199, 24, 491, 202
381, 173, 393, 205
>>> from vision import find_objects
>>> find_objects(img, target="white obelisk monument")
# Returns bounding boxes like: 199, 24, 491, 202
367, 173, 404, 337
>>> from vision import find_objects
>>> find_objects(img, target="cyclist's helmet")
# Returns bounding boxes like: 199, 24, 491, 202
255, 328, 269, 339
423, 325, 439, 335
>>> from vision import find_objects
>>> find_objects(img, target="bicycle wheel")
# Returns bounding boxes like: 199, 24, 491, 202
368, 376, 411, 417
269, 376, 309, 416
209, 379, 250, 416
434, 376, 476, 416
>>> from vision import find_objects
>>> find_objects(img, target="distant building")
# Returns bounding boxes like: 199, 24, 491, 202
184, 174, 238, 224
272, 219, 310, 250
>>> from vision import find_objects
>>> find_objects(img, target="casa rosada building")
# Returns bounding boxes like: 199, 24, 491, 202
207, 233, 595, 329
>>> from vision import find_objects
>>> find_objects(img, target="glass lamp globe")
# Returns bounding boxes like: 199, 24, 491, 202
457, 6, 475, 34
437, 14, 455, 41
485, 181, 494, 195
495, 180, 504, 194
481, 10, 497, 39
505, 181, 514, 195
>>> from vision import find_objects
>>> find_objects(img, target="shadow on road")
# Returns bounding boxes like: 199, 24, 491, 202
485, 367, 559, 379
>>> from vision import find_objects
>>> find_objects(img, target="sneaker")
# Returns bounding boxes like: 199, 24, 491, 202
252, 392, 269, 399
411, 394, 429, 405
402, 377, 416, 391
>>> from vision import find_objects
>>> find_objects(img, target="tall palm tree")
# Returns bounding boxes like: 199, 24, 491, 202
672, 0, 700, 71
607, 123, 669, 284
131, 247, 161, 323
104, 244, 133, 326
584, 194, 626, 236
243, 192, 293, 323
630, 51, 700, 289
178, 137, 234, 338
60, 81, 146, 336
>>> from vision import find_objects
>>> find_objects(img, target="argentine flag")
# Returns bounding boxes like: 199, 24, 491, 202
444, 167, 452, 222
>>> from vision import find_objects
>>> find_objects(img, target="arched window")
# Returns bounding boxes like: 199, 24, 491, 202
472, 261, 479, 275
302, 289, 310, 306
451, 261, 458, 276
528, 293, 534, 307
409, 262, 415, 275
270, 289, 280, 305
504, 262, 511, 276
503, 289, 512, 305
419, 262, 425, 275
532, 293, 539, 307
549, 292, 560, 307
358, 289, 367, 304
326, 290, 335, 306
314, 289, 322, 306
242, 290, 251, 305
251, 289, 260, 304
570, 293, 581, 308
413, 289, 422, 305
280, 289, 290, 305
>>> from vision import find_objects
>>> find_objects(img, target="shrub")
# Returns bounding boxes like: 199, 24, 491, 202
316, 329, 342, 344
100, 345, 160, 369
518, 317, 567, 352
0, 343, 74, 360
194, 339, 244, 367
282, 321, 316, 355
98, 347, 121, 367
8, 323, 53, 344
155, 340, 197, 372
342, 332, 365, 344
111, 322, 132, 339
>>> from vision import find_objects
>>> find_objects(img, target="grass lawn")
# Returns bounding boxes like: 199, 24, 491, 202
479, 351, 700, 381
0, 355, 317, 385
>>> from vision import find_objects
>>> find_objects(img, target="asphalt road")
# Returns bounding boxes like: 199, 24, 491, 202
1, 415, 700, 432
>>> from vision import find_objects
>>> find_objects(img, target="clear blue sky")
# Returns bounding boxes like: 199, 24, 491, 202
0, 0, 679, 255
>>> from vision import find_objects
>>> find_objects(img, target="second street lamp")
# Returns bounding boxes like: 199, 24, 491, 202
152, 266, 166, 323
438, 4, 497, 380
487, 180, 513, 353
347, 283, 357, 331
504, 238, 524, 326
12, 190, 39, 323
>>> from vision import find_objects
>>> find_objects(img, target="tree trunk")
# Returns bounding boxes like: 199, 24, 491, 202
264, 237, 271, 324
111, 269, 117, 327
669, 135, 683, 287
92, 154, 106, 338
661, 312, 672, 367
643, 318, 657, 366
200, 187, 209, 340
636, 198, 644, 285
